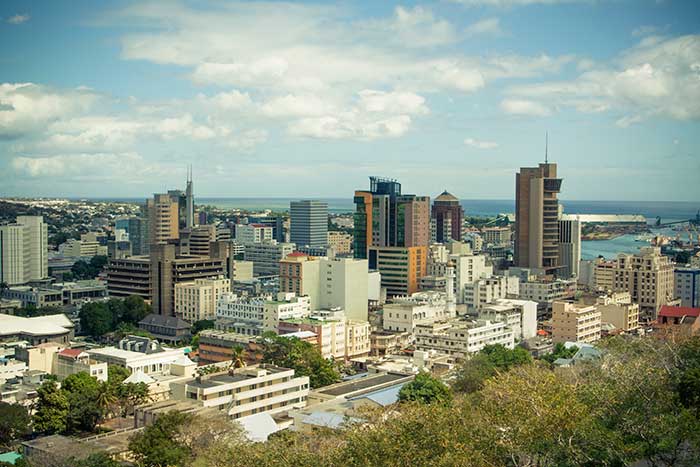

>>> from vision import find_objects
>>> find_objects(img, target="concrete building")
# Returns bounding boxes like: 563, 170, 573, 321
368, 246, 427, 297
397, 195, 431, 248
518, 276, 577, 305
179, 224, 218, 256
595, 247, 675, 319
247, 216, 284, 243
514, 162, 562, 275
216, 292, 311, 336
327, 231, 352, 256
597, 292, 640, 332
479, 299, 537, 341
243, 241, 295, 277
185, 167, 194, 229
54, 348, 108, 382
558, 215, 581, 279
431, 191, 463, 243
170, 365, 309, 419
290, 200, 328, 249
675, 267, 700, 308
14, 342, 62, 373
147, 193, 180, 245
106, 256, 151, 301
174, 275, 230, 322
0, 216, 48, 286
481, 227, 511, 247
59, 232, 108, 258
279, 311, 346, 360
236, 224, 273, 245
279, 254, 370, 321
551, 301, 601, 344
415, 319, 515, 358
87, 336, 185, 376
382, 291, 452, 333
0, 313, 74, 345
149, 243, 225, 316
464, 276, 519, 312
2, 286, 63, 308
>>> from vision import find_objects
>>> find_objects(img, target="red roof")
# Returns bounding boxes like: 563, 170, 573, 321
287, 251, 308, 257
658, 306, 700, 319
58, 348, 84, 358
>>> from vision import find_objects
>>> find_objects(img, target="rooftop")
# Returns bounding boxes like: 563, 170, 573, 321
0, 314, 73, 338
318, 372, 408, 397
658, 306, 700, 319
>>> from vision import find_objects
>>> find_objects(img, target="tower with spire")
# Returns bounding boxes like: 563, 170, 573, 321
185, 165, 194, 228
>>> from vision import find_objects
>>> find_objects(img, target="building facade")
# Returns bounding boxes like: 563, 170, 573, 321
290, 200, 328, 249
431, 191, 463, 243
174, 276, 230, 322
551, 301, 601, 344
558, 215, 582, 279
0, 216, 48, 286
147, 193, 180, 245
675, 267, 700, 308
368, 246, 427, 297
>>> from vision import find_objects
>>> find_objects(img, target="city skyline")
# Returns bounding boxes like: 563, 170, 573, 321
1, 0, 699, 201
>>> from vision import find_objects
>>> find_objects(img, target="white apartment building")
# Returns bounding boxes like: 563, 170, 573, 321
479, 298, 537, 341
597, 292, 640, 332
674, 267, 700, 308
519, 277, 577, 304
216, 292, 311, 336
327, 232, 352, 255
59, 232, 108, 258
551, 301, 602, 344
415, 319, 514, 358
279, 309, 347, 360
243, 241, 296, 276
87, 336, 186, 376
171, 365, 310, 419
558, 215, 582, 279
345, 320, 371, 359
174, 276, 231, 322
481, 227, 511, 247
464, 275, 519, 311
0, 216, 48, 286
236, 224, 273, 245
382, 291, 453, 333
280, 255, 370, 322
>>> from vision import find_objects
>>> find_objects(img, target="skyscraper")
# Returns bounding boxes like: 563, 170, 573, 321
515, 162, 562, 274
147, 193, 180, 246
353, 176, 429, 259
0, 216, 48, 285
431, 190, 463, 243
185, 166, 194, 229
290, 200, 328, 249
558, 215, 581, 279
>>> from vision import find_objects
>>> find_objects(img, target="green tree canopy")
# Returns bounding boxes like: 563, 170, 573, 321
32, 380, 69, 434
129, 411, 193, 467
398, 372, 452, 405
0, 401, 30, 448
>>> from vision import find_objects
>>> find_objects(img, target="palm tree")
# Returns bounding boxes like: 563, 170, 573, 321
95, 382, 118, 422
228, 345, 247, 375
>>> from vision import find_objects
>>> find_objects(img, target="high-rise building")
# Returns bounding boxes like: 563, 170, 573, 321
594, 247, 674, 319
675, 267, 700, 308
431, 191, 463, 243
115, 217, 146, 256
243, 241, 296, 276
290, 200, 328, 249
149, 243, 225, 316
0, 216, 48, 286
353, 177, 429, 259
247, 215, 284, 243
235, 224, 273, 245
558, 215, 581, 279
185, 166, 194, 229
174, 275, 230, 322
551, 301, 601, 344
368, 246, 427, 297
147, 193, 180, 246
515, 162, 562, 275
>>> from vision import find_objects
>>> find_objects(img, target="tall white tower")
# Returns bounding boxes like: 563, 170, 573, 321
185, 165, 194, 228
445, 261, 456, 317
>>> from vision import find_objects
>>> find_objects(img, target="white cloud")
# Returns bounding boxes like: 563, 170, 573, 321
504, 35, 700, 124
500, 99, 552, 116
7, 14, 30, 24
261, 94, 335, 118
632, 25, 659, 37
357, 90, 428, 115
0, 83, 99, 139
360, 6, 458, 48
12, 153, 147, 178
464, 137, 499, 149
289, 113, 413, 141
464, 18, 502, 37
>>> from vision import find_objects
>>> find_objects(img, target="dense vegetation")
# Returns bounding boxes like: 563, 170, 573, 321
79, 295, 151, 338
137, 336, 699, 467
67, 255, 108, 281
33, 367, 149, 436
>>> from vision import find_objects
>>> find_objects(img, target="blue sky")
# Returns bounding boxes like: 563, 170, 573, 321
0, 0, 699, 201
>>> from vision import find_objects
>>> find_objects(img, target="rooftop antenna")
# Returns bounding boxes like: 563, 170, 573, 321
545, 131, 549, 164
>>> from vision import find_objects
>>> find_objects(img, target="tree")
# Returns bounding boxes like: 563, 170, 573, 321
72, 453, 121, 467
116, 382, 150, 417
129, 411, 192, 467
95, 382, 118, 421
541, 342, 578, 364
0, 402, 30, 448
79, 302, 113, 338
480, 344, 532, 369
33, 380, 69, 434
121, 295, 151, 323
191, 319, 215, 335
452, 344, 533, 394
71, 255, 108, 280
228, 345, 247, 374
398, 372, 452, 405
62, 372, 102, 433
107, 365, 130, 386
259, 332, 340, 388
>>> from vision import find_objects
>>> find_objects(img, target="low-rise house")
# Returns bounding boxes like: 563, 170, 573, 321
54, 348, 108, 382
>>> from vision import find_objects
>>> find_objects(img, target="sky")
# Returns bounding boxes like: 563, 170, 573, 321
0, 0, 699, 201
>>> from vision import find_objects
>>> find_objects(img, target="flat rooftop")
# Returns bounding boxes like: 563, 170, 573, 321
318, 372, 407, 397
